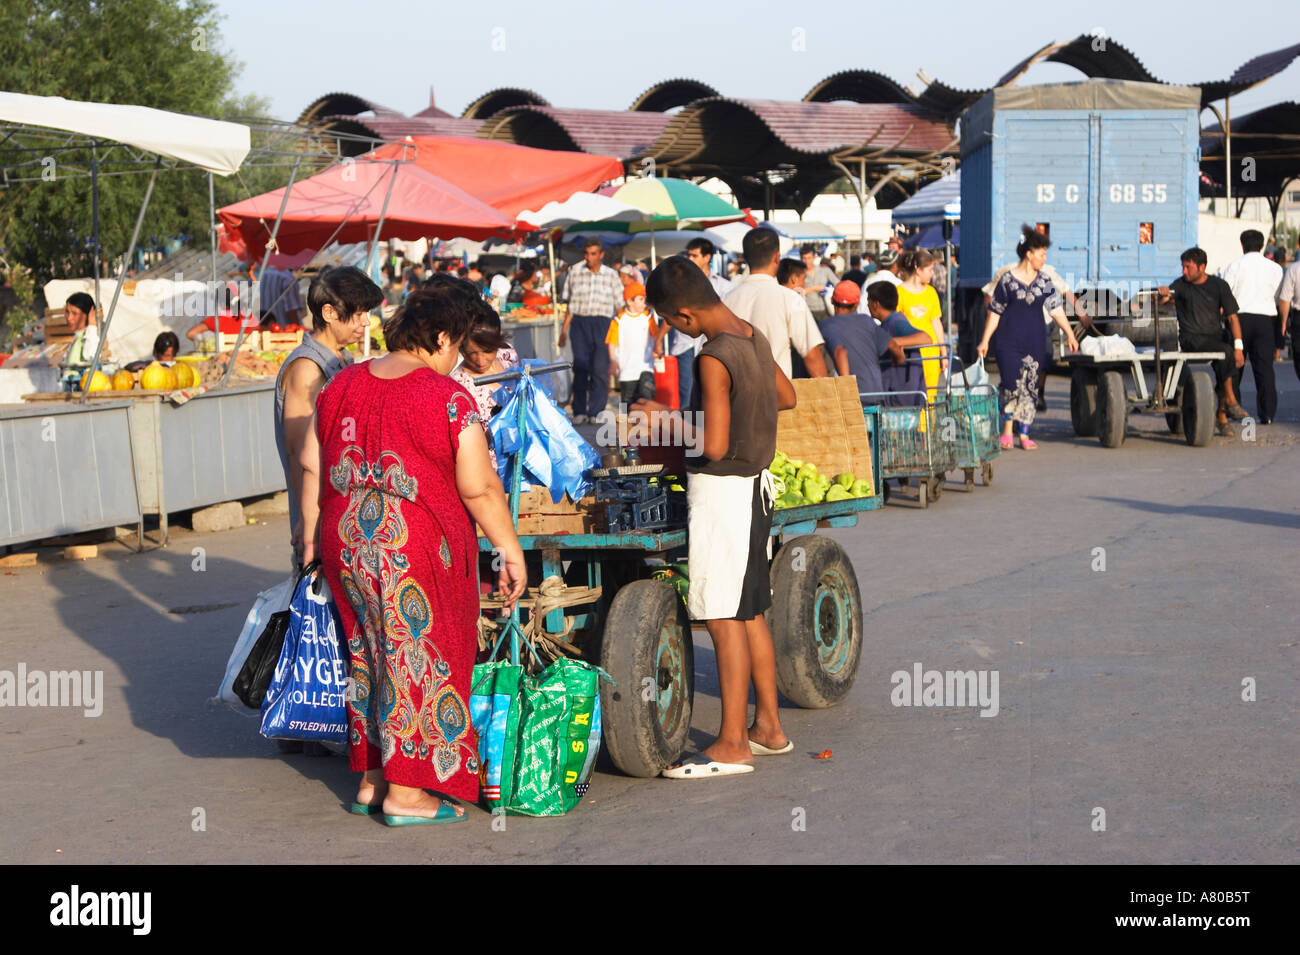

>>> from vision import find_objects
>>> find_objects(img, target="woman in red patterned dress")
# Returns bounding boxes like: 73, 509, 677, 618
315, 280, 527, 825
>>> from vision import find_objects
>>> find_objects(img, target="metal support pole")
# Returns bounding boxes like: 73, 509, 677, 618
81, 157, 160, 402
91, 144, 100, 315
1225, 97, 1232, 211
365, 161, 401, 359
222, 154, 301, 388
208, 171, 218, 288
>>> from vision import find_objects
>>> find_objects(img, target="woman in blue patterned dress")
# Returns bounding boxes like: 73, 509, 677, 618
977, 226, 1079, 449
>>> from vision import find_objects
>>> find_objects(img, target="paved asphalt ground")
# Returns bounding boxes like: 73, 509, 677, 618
2, 366, 1297, 865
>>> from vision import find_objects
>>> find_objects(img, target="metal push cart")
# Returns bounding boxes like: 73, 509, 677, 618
942, 357, 999, 490
860, 391, 955, 508
476, 363, 882, 778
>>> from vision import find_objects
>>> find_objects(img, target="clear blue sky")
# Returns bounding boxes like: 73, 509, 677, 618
217, 0, 1300, 122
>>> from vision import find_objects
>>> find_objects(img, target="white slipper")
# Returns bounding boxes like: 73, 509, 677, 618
661, 753, 754, 780
749, 738, 794, 756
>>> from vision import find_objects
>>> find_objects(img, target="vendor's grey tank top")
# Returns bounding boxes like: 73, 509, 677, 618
274, 335, 352, 528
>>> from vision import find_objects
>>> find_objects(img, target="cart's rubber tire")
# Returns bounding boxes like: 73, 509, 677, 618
598, 579, 694, 777
1070, 367, 1099, 437
928, 474, 944, 502
917, 480, 929, 508
1097, 370, 1128, 448
981, 461, 994, 486
1166, 412, 1183, 435
767, 535, 863, 708
1182, 368, 1215, 447
963, 467, 975, 490
881, 481, 890, 504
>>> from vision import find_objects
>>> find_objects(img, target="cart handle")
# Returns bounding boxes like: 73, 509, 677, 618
474, 360, 570, 386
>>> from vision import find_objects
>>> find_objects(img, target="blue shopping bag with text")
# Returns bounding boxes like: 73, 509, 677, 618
260, 571, 348, 743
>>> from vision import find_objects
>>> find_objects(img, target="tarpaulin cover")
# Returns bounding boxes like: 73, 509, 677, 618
489, 369, 599, 502
963, 80, 1201, 155
217, 158, 517, 259
0, 91, 249, 175
370, 137, 623, 219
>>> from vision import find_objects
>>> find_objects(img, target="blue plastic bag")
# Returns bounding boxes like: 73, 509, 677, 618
490, 372, 600, 503
259, 571, 348, 743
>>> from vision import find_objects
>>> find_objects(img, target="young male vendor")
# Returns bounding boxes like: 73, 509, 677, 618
633, 255, 797, 778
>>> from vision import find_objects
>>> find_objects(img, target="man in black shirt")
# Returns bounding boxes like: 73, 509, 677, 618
842, 255, 868, 287
1158, 247, 1246, 436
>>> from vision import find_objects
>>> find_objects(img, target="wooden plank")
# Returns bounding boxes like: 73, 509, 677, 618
0, 552, 38, 568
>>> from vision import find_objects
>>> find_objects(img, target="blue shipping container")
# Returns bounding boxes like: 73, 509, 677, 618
960, 80, 1201, 301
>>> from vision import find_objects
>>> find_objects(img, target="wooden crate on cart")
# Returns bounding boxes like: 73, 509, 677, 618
259, 328, 305, 352
477, 487, 606, 536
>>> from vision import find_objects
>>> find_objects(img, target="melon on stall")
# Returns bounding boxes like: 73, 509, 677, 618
173, 362, 198, 389
82, 370, 112, 392
111, 369, 136, 391
140, 361, 176, 391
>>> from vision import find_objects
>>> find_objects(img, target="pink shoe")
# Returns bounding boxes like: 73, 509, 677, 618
999, 434, 1014, 450
1018, 435, 1039, 450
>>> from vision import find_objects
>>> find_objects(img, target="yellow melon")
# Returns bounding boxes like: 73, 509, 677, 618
82, 370, 112, 392
172, 363, 195, 389
140, 361, 174, 391
111, 369, 136, 391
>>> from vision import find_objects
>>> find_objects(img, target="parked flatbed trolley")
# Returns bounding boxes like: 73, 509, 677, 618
476, 365, 880, 778
1065, 348, 1223, 447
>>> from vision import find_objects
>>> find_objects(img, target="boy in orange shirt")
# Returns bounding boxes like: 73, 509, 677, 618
605, 282, 658, 405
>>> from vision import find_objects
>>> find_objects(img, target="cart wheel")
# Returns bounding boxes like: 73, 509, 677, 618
1070, 367, 1099, 437
917, 480, 929, 508
1182, 368, 1214, 447
928, 474, 944, 502
981, 461, 994, 486
1097, 370, 1127, 448
767, 536, 862, 708
1166, 412, 1183, 435
598, 580, 694, 778
881, 481, 891, 504
963, 467, 975, 491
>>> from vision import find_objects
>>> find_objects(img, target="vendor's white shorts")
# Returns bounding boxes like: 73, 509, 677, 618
686, 470, 775, 621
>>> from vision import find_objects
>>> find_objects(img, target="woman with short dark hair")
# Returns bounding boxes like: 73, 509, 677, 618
316, 278, 526, 825
977, 226, 1079, 449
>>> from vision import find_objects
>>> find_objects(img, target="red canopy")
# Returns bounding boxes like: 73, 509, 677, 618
217, 157, 517, 260
369, 136, 623, 219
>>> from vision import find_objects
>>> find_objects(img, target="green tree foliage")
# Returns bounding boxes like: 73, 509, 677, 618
0, 0, 271, 286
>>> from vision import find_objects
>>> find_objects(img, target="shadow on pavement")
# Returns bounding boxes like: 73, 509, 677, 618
1088, 496, 1300, 529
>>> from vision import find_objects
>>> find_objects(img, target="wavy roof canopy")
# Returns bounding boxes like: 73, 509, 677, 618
460, 87, 550, 120
1200, 100, 1300, 199
478, 106, 671, 160
630, 78, 719, 112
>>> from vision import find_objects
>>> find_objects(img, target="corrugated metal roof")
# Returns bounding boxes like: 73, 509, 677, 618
649, 98, 954, 165
461, 87, 550, 120
629, 78, 720, 112
479, 106, 671, 160
804, 70, 914, 105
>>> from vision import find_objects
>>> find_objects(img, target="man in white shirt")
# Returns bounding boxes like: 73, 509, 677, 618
1276, 254, 1300, 380
724, 228, 828, 378
863, 248, 901, 291
1218, 229, 1283, 423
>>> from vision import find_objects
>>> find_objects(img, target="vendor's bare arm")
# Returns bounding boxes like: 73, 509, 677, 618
699, 354, 731, 461
802, 345, 830, 377
285, 358, 326, 562
833, 346, 850, 378
775, 363, 795, 411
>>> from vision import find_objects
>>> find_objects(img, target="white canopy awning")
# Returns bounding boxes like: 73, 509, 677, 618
0, 92, 250, 175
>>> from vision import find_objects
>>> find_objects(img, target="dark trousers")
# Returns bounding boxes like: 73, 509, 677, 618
675, 352, 694, 409
1231, 313, 1278, 421
570, 313, 612, 417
